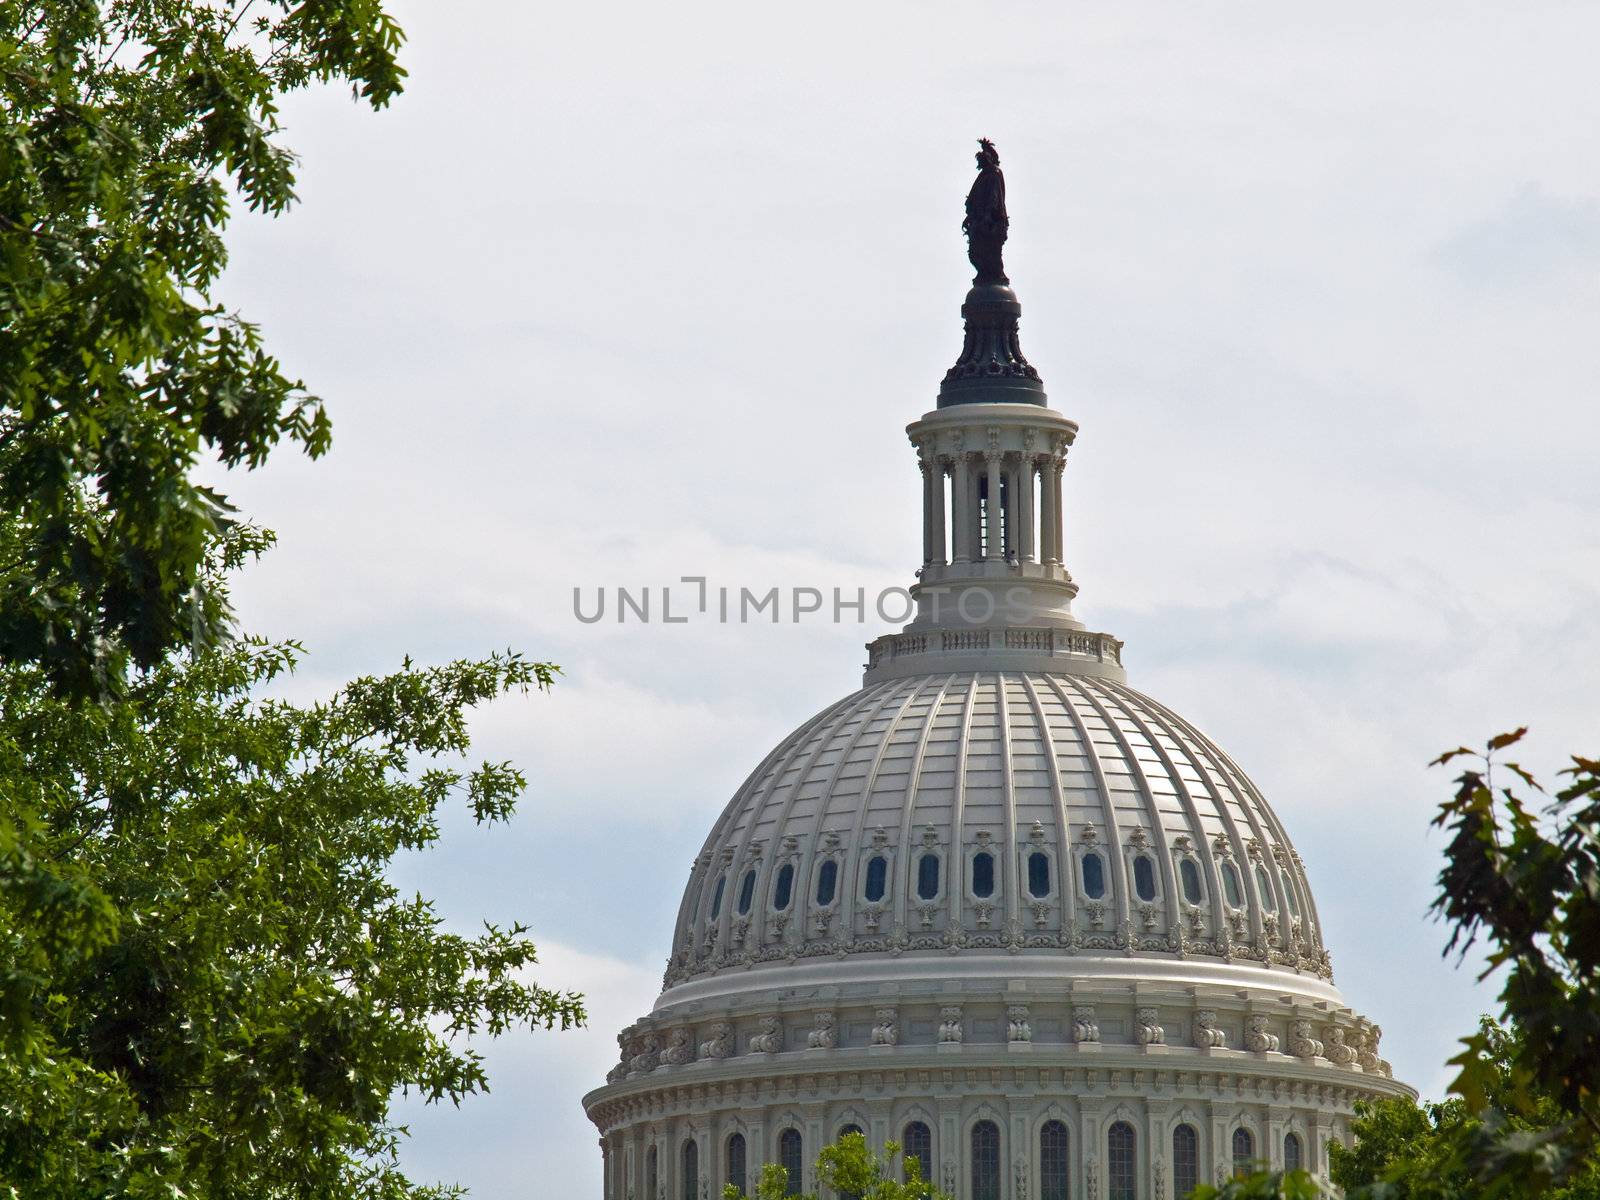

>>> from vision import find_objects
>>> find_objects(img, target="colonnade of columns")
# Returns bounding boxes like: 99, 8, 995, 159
921, 449, 1066, 569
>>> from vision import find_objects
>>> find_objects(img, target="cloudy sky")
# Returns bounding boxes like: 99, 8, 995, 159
217, 3, 1600, 1196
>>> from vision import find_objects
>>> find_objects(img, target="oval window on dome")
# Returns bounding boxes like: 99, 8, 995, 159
815, 859, 838, 907
1255, 865, 1277, 911
1179, 858, 1203, 905
1283, 874, 1301, 918
1221, 860, 1243, 907
864, 855, 888, 903
1028, 851, 1051, 898
772, 863, 794, 911
1133, 854, 1158, 902
708, 875, 726, 920
971, 851, 995, 898
736, 868, 757, 916
1081, 852, 1106, 899
916, 852, 940, 900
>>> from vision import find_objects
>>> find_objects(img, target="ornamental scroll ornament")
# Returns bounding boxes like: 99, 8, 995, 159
1287, 1019, 1324, 1060
938, 1005, 964, 1043
1323, 1024, 1356, 1066
1193, 1010, 1227, 1049
661, 1026, 693, 1066
1135, 1007, 1165, 1045
807, 1010, 837, 1050
1072, 1005, 1100, 1043
1245, 1015, 1280, 1053
872, 1007, 899, 1046
748, 1015, 782, 1055
697, 1022, 732, 1060
1007, 1004, 1032, 1042
628, 1033, 660, 1075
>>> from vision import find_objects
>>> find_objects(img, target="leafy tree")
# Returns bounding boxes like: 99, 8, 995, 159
1191, 731, 1600, 1200
723, 1133, 951, 1200
1, 0, 404, 696
0, 595, 583, 1197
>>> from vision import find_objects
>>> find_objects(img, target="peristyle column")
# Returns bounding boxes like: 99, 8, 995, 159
952, 453, 974, 562
984, 451, 1003, 561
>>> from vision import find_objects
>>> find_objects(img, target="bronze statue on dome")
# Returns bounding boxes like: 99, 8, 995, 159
963, 138, 1009, 285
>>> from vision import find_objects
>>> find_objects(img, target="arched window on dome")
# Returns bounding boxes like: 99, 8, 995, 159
1081, 851, 1107, 900
1284, 1131, 1303, 1173
815, 859, 838, 907
736, 868, 757, 916
726, 1133, 747, 1200
1232, 1127, 1255, 1177
1255, 865, 1277, 911
1028, 851, 1051, 898
1040, 1120, 1070, 1200
970, 1120, 1001, 1200
772, 863, 795, 911
864, 855, 888, 903
1179, 857, 1204, 905
1221, 860, 1244, 908
1282, 873, 1302, 920
645, 1145, 658, 1200
1173, 1123, 1200, 1198
916, 852, 940, 901
1133, 854, 1158, 902
778, 1129, 803, 1196
971, 850, 995, 898
902, 1122, 932, 1185
708, 874, 726, 921
681, 1138, 698, 1200
1107, 1121, 1136, 1200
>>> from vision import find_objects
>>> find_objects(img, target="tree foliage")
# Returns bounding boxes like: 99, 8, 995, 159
0, 583, 583, 1196
1, 0, 404, 696
1194, 731, 1600, 1200
722, 1133, 951, 1200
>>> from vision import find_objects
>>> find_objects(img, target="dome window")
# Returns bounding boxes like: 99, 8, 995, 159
902, 1122, 931, 1184
1107, 1121, 1136, 1200
708, 875, 726, 920
1027, 851, 1051, 898
864, 855, 888, 903
971, 851, 995, 898
726, 1133, 747, 1199
1040, 1120, 1070, 1200
1173, 1124, 1199, 1198
1283, 875, 1301, 919
736, 868, 757, 916
1133, 854, 1158, 902
772, 863, 795, 911
971, 1120, 1001, 1200
815, 859, 838, 907
1081, 852, 1106, 899
1221, 860, 1244, 907
779, 1129, 803, 1196
1179, 858, 1203, 905
1255, 865, 1277, 911
681, 1139, 699, 1200
1284, 1131, 1303, 1173
916, 852, 941, 901
1232, 1127, 1255, 1177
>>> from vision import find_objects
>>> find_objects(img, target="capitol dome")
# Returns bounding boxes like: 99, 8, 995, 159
585, 145, 1409, 1200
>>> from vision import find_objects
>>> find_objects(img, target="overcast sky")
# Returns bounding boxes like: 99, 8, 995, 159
216, 3, 1600, 1196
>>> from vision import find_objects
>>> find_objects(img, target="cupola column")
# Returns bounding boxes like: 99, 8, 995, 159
1018, 457, 1036, 563
1039, 454, 1060, 565
931, 459, 948, 566
1046, 451, 1065, 565
952, 453, 975, 563
920, 457, 936, 566
984, 451, 1004, 561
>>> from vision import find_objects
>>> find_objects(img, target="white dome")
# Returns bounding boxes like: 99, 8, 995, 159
661, 671, 1330, 1003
